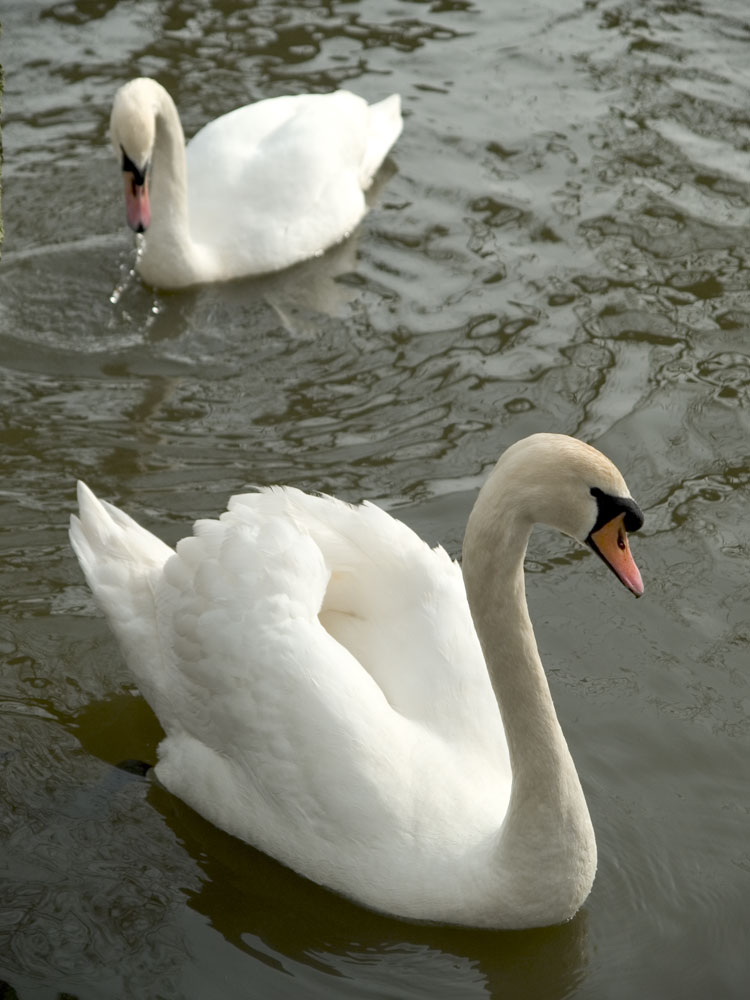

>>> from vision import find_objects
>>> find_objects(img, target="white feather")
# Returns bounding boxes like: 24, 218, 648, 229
69, 434, 643, 928
109, 79, 402, 288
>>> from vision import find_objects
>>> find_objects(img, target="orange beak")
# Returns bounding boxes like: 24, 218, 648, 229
587, 513, 644, 597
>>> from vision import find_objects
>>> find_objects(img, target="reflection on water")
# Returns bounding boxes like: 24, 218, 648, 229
1, 691, 588, 1000
158, 770, 590, 1000
1, 0, 749, 997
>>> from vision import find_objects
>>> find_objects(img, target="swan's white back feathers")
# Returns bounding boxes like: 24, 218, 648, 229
185, 91, 401, 276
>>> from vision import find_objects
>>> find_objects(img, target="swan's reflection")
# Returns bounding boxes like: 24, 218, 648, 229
71, 690, 589, 1000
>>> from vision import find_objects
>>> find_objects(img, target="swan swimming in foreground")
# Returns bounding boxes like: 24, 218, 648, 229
69, 433, 644, 928
109, 78, 402, 289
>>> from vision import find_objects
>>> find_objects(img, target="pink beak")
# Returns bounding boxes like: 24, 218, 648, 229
123, 172, 151, 232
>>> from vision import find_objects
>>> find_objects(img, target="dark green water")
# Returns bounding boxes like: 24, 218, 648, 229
1, 1, 749, 997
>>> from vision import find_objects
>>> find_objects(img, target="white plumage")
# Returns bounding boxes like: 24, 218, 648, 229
70, 434, 644, 928
109, 78, 402, 288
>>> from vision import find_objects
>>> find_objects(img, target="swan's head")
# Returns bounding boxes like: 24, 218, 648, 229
110, 79, 159, 233
482, 433, 645, 596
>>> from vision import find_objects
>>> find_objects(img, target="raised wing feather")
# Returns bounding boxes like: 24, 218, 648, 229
227, 488, 505, 752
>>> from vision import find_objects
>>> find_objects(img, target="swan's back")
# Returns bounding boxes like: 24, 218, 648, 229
185, 91, 402, 274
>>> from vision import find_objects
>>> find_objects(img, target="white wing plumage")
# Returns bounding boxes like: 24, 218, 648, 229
70, 483, 509, 907
185, 91, 403, 275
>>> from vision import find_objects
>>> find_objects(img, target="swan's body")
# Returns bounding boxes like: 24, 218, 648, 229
109, 78, 402, 288
69, 434, 644, 928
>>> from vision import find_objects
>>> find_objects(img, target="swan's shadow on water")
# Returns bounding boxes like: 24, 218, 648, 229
71, 691, 590, 1000
114, 231, 365, 349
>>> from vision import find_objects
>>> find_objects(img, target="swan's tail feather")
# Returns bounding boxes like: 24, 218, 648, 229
361, 94, 403, 187
69, 482, 174, 718
70, 482, 173, 579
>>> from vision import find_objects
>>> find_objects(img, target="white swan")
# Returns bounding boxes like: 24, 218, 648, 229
69, 433, 644, 928
109, 78, 402, 289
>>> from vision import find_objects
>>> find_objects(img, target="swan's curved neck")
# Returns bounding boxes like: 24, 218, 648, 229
149, 90, 190, 240
464, 495, 568, 782
462, 467, 596, 922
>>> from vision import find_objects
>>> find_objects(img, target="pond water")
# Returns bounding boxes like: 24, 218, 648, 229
1, 1, 749, 998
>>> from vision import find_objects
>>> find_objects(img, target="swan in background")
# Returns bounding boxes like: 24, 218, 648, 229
69, 433, 644, 928
109, 78, 402, 289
